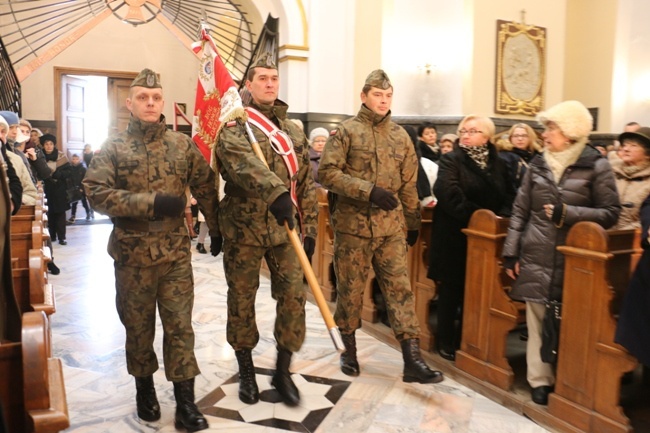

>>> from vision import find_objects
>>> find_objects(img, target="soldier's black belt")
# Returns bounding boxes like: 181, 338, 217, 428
337, 196, 371, 208
224, 183, 258, 198
114, 217, 184, 232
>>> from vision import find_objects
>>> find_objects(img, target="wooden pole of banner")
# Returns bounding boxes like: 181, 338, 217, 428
242, 122, 345, 353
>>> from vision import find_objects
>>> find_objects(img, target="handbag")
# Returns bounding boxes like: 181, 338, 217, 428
540, 300, 562, 364
65, 184, 83, 204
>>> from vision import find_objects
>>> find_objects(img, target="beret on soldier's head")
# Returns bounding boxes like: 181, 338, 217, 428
364, 69, 392, 90
130, 68, 162, 88
251, 52, 277, 70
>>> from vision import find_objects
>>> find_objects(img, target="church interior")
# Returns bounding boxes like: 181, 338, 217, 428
1, 0, 650, 432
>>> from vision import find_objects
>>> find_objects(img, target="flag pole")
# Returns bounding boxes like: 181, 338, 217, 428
241, 121, 344, 353
196, 18, 344, 353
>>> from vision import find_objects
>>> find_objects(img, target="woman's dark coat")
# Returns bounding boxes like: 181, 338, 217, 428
502, 145, 621, 303
615, 193, 650, 366
43, 148, 72, 213
428, 142, 515, 286
498, 147, 539, 191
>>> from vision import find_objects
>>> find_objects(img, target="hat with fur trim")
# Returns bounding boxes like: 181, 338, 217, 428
40, 133, 57, 146
618, 126, 650, 151
537, 100, 593, 140
309, 127, 329, 142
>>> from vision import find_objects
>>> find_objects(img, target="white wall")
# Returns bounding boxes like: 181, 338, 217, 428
613, 0, 650, 130
21, 16, 198, 122
379, 0, 465, 116
13, 0, 650, 132
303, 0, 357, 115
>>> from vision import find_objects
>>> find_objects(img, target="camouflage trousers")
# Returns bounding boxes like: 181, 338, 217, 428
114, 253, 199, 381
223, 239, 306, 353
333, 232, 420, 340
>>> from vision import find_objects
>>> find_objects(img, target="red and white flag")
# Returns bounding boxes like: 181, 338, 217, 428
191, 28, 246, 162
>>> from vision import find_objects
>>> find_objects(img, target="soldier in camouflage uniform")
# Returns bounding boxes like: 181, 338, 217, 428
318, 69, 443, 384
215, 54, 318, 406
83, 68, 221, 432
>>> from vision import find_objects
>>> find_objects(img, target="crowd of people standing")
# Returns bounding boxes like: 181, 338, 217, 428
3, 61, 648, 432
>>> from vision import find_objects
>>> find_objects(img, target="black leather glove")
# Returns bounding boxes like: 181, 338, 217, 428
406, 230, 419, 247
502, 256, 518, 271
210, 236, 223, 257
269, 192, 295, 229
369, 186, 398, 211
153, 194, 185, 217
303, 236, 316, 262
551, 202, 565, 225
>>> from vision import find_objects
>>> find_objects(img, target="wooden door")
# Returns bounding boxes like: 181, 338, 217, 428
61, 75, 89, 158
107, 77, 133, 136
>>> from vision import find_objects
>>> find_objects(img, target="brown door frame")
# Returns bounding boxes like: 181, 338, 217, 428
54, 66, 137, 151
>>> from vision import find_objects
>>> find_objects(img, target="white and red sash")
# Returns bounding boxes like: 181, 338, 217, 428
245, 107, 303, 231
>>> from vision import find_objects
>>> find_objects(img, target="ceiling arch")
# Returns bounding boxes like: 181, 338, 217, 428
0, 0, 256, 82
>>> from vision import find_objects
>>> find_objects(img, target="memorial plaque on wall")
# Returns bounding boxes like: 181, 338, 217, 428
495, 20, 546, 116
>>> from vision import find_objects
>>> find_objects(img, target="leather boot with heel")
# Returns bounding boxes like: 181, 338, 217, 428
135, 375, 160, 422
173, 378, 208, 432
271, 347, 300, 406
401, 338, 444, 384
340, 332, 360, 376
235, 349, 259, 404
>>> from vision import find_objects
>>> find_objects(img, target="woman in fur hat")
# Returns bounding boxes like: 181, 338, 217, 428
610, 127, 650, 230
502, 100, 621, 405
41, 134, 73, 245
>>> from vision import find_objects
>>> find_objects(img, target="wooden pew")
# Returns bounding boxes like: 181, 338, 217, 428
548, 222, 639, 433
22, 312, 69, 433
456, 209, 526, 390
309, 193, 379, 322
407, 206, 437, 351
309, 194, 437, 345
0, 313, 69, 433
313, 188, 337, 302
11, 222, 55, 316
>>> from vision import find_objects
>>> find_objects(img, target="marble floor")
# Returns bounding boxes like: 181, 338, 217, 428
48, 215, 551, 433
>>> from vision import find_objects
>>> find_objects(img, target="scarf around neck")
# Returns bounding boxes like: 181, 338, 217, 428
621, 160, 650, 176
543, 138, 587, 183
459, 143, 489, 170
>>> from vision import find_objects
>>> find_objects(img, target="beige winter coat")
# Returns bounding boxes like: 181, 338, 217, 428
610, 156, 650, 230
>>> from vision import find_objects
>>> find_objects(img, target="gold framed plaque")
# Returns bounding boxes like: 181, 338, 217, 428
495, 20, 546, 116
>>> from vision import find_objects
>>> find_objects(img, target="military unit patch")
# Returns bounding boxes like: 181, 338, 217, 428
226, 121, 237, 127
330, 129, 337, 136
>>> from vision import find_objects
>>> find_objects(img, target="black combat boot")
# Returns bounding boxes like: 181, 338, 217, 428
135, 375, 160, 421
271, 347, 300, 406
196, 243, 207, 254
401, 338, 444, 384
235, 349, 259, 404
340, 332, 360, 376
173, 378, 208, 432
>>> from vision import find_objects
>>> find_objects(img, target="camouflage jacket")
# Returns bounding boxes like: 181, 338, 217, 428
215, 100, 318, 246
318, 104, 421, 238
83, 115, 219, 266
